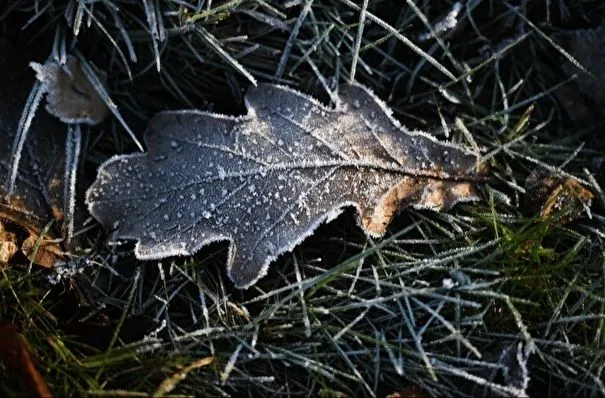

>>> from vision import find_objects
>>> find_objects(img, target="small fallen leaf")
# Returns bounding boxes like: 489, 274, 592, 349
30, 55, 109, 126
86, 83, 486, 288
0, 40, 68, 268
524, 168, 593, 223
0, 321, 53, 398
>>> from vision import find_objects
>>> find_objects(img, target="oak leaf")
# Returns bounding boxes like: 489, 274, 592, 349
86, 84, 485, 288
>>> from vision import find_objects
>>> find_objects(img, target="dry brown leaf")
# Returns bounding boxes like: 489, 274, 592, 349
0, 223, 18, 265
0, 321, 53, 398
0, 40, 68, 268
524, 168, 593, 223
86, 83, 486, 288
22, 234, 65, 269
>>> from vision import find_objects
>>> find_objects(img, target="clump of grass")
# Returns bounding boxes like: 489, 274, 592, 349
1, 0, 605, 397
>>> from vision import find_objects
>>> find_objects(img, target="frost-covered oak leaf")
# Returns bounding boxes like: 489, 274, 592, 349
86, 84, 486, 288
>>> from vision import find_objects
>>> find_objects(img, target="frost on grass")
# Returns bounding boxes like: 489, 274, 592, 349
86, 83, 486, 288
30, 55, 109, 125
0, 40, 68, 267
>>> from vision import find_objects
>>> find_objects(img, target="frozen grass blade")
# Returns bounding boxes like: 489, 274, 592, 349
195, 26, 257, 86
293, 256, 311, 338
406, 0, 461, 74
418, 2, 462, 42
328, 334, 375, 397
153, 356, 214, 397
73, 0, 85, 36
185, 0, 246, 24
63, 123, 81, 245
111, 8, 137, 63
505, 3, 590, 76
143, 0, 162, 72
73, 50, 143, 151
340, 0, 457, 82
400, 292, 437, 381
20, 1, 51, 31
410, 296, 482, 359
584, 169, 605, 209
289, 23, 334, 74
301, 54, 339, 104
6, 80, 45, 196
82, 6, 133, 80
348, 0, 368, 82
220, 343, 243, 385
333, 308, 369, 341
433, 359, 529, 397
275, 0, 313, 79
440, 32, 530, 92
